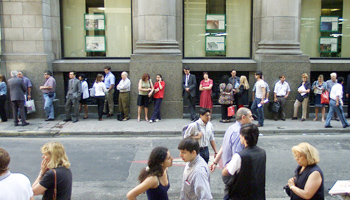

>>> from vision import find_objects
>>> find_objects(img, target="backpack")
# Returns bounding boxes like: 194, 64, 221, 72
182, 122, 200, 138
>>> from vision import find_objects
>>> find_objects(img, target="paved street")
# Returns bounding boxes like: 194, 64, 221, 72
1, 134, 349, 200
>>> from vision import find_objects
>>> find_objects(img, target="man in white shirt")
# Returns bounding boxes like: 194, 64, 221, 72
0, 147, 34, 200
325, 77, 349, 128
116, 71, 131, 121
183, 108, 218, 163
273, 75, 290, 121
250, 71, 266, 127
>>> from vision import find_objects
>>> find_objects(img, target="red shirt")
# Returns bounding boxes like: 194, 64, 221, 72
153, 81, 165, 99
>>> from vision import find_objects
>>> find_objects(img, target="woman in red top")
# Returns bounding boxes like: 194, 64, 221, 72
199, 72, 213, 114
150, 74, 165, 123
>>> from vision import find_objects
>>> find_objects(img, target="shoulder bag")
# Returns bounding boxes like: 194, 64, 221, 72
52, 169, 57, 200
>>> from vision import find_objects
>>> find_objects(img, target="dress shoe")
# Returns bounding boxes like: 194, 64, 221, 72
45, 118, 54, 121
257, 124, 263, 127
72, 119, 78, 123
335, 117, 340, 121
22, 122, 29, 126
325, 125, 333, 128
274, 118, 278, 121
343, 125, 349, 128
107, 113, 113, 117
291, 117, 297, 120
122, 118, 129, 121
63, 118, 72, 122
300, 118, 305, 122
14, 123, 19, 126
281, 118, 286, 121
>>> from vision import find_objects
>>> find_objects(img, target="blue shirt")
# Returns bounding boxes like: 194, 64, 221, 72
0, 82, 7, 96
222, 121, 244, 166
104, 72, 115, 89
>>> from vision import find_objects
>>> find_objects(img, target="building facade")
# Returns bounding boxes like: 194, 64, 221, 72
1, 0, 349, 119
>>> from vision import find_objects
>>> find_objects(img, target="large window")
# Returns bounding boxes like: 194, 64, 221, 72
184, 0, 251, 58
62, 0, 131, 58
301, 0, 350, 58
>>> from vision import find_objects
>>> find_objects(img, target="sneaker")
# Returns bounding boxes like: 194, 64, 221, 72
155, 119, 160, 122
149, 120, 153, 123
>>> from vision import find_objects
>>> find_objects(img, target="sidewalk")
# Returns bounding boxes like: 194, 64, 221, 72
1, 114, 349, 137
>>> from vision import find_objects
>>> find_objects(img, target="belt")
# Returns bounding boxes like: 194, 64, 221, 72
277, 96, 285, 97
200, 147, 208, 150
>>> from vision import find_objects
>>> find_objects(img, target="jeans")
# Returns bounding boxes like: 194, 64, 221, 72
251, 97, 264, 126
325, 99, 349, 127
43, 93, 55, 119
199, 147, 209, 163
151, 98, 162, 121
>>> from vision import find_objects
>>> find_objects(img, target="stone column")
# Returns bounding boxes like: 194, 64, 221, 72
129, 0, 183, 119
1, 0, 61, 118
254, 0, 311, 119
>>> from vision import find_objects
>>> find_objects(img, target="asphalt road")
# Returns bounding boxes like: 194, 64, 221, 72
1, 134, 349, 200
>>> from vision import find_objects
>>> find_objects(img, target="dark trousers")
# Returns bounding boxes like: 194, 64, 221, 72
221, 104, 230, 120
199, 146, 209, 163
11, 100, 26, 124
0, 95, 7, 121
274, 96, 286, 120
65, 96, 80, 120
96, 96, 105, 119
185, 93, 196, 120
348, 97, 350, 117
151, 98, 163, 121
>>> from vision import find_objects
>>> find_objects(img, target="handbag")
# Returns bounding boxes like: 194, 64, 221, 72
227, 106, 235, 117
272, 102, 280, 113
89, 88, 95, 97
296, 93, 305, 102
52, 169, 57, 200
321, 90, 329, 104
25, 99, 36, 114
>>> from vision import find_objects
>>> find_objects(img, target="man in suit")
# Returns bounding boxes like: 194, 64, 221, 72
64, 71, 81, 123
183, 66, 197, 121
346, 74, 350, 118
8, 70, 29, 126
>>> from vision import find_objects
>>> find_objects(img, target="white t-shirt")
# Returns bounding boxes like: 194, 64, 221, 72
330, 83, 343, 102
93, 82, 108, 96
255, 80, 265, 99
0, 172, 33, 200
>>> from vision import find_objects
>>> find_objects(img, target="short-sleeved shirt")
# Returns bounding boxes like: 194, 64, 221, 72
254, 80, 266, 99
40, 167, 72, 200
0, 171, 33, 200
222, 121, 244, 166
104, 72, 115, 89
22, 76, 32, 89
42, 76, 56, 93
330, 83, 343, 101
274, 81, 290, 96
183, 119, 215, 148
326, 79, 337, 92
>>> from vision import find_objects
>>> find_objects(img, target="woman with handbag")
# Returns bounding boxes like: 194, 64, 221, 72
312, 75, 327, 122
0, 74, 8, 122
127, 146, 173, 200
236, 75, 249, 109
138, 73, 154, 122
199, 72, 213, 115
94, 74, 108, 121
32, 142, 72, 200
292, 73, 311, 121
218, 75, 233, 123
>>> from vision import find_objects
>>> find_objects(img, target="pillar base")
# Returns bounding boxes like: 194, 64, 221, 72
134, 41, 181, 54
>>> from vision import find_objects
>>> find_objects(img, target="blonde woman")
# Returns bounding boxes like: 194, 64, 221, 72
237, 75, 249, 109
312, 74, 327, 122
286, 142, 324, 199
292, 73, 311, 121
32, 142, 72, 200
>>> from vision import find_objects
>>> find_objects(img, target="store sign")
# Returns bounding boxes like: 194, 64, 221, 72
320, 16, 338, 32
206, 14, 226, 31
205, 36, 226, 52
84, 14, 105, 30
319, 37, 338, 53
85, 36, 106, 52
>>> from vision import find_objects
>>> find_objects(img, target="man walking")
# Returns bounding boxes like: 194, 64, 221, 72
183, 108, 218, 163
346, 73, 350, 118
103, 66, 115, 117
40, 70, 56, 121
251, 71, 266, 127
273, 75, 290, 121
178, 137, 213, 200
116, 71, 131, 121
326, 72, 339, 121
183, 66, 197, 121
0, 147, 34, 200
8, 70, 29, 126
325, 77, 349, 128
64, 71, 81, 123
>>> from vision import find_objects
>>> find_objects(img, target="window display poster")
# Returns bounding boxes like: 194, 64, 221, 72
206, 14, 226, 30
320, 16, 338, 32
85, 36, 106, 52
84, 14, 105, 30
319, 37, 338, 53
206, 36, 225, 52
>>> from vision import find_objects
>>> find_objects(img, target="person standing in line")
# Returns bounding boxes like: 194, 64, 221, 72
127, 147, 173, 200
183, 108, 218, 163
312, 75, 327, 122
94, 74, 108, 121
222, 123, 266, 200
63, 71, 81, 123
236, 75, 250, 109
137, 73, 154, 122
183, 66, 197, 121
273, 75, 290, 121
178, 137, 213, 200
199, 72, 213, 115
229, 69, 240, 107
40, 70, 56, 121
251, 71, 266, 127
0, 74, 8, 122
326, 72, 339, 121
292, 73, 311, 122
218, 75, 234, 123
117, 71, 131, 121
346, 73, 350, 118
325, 77, 349, 128
79, 74, 89, 119
17, 71, 32, 119
103, 66, 115, 117
8, 70, 29, 126
150, 74, 165, 123
0, 147, 34, 200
